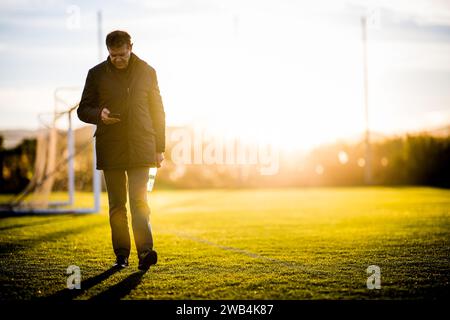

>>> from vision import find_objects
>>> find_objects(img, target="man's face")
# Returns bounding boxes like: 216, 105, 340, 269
108, 44, 132, 69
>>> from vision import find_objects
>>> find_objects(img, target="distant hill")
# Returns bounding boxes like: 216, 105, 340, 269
0, 129, 38, 149
0, 126, 95, 150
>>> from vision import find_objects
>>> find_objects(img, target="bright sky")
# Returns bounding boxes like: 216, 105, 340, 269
1, 0, 449, 151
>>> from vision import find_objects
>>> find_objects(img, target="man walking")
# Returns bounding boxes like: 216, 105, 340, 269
77, 30, 165, 271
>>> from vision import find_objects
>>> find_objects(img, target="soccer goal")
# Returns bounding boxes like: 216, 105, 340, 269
0, 87, 101, 215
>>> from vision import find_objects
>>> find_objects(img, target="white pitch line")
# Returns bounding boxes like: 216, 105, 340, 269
157, 229, 329, 275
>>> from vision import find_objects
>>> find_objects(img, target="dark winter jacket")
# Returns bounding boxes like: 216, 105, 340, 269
77, 53, 165, 170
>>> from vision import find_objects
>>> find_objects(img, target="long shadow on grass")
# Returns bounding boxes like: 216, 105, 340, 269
45, 266, 122, 300
0, 217, 74, 231
88, 270, 146, 301
0, 221, 105, 256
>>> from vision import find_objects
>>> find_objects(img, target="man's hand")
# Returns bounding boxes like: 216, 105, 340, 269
156, 152, 164, 168
101, 107, 121, 125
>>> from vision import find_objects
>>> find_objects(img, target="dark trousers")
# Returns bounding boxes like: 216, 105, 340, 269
103, 167, 153, 258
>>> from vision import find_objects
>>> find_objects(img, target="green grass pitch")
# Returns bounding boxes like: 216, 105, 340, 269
0, 187, 449, 300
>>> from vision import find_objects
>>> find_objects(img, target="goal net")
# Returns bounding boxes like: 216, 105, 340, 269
0, 88, 101, 214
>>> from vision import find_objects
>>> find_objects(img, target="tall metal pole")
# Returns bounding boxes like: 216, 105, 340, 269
361, 16, 372, 185
92, 10, 103, 212
67, 111, 75, 205
97, 11, 103, 61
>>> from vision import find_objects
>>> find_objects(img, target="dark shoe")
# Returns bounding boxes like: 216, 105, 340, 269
113, 255, 129, 268
138, 250, 157, 271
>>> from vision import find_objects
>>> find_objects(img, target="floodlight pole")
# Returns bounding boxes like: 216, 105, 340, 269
92, 9, 103, 213
67, 111, 75, 205
361, 16, 372, 185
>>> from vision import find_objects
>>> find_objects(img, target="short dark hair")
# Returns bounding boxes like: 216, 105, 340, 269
106, 30, 132, 49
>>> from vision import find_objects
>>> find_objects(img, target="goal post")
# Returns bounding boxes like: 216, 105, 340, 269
0, 88, 101, 215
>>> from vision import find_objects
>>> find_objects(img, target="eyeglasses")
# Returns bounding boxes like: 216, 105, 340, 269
110, 52, 129, 59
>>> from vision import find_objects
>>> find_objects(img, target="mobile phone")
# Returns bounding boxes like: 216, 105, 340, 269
109, 113, 121, 119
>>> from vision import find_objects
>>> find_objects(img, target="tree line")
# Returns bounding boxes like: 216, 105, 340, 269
0, 132, 449, 194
